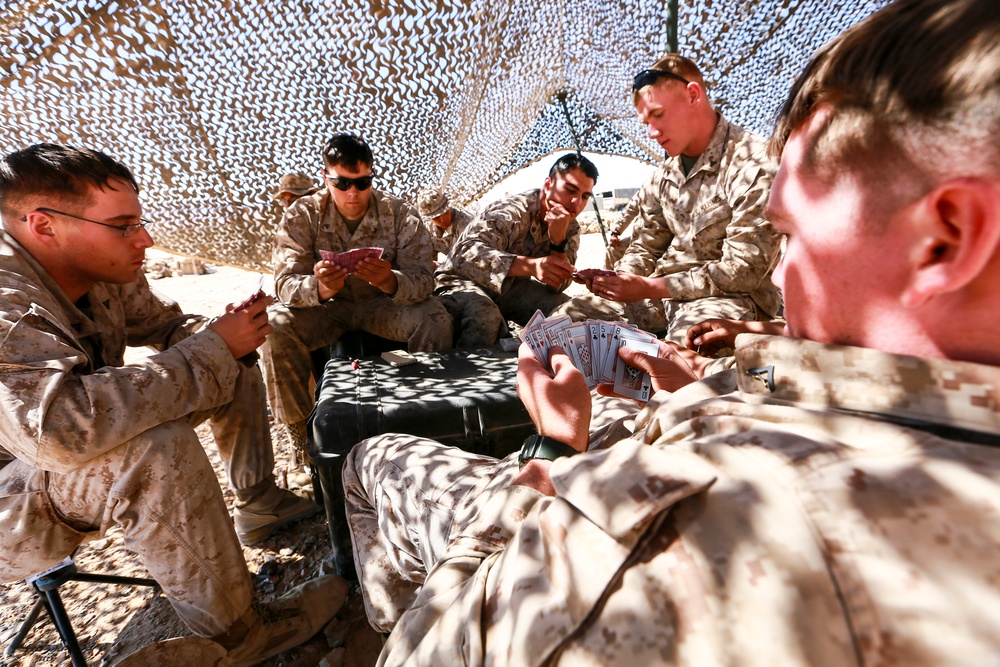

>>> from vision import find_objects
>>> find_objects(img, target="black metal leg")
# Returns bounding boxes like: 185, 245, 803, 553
6, 566, 159, 665
42, 589, 87, 667
5, 596, 45, 656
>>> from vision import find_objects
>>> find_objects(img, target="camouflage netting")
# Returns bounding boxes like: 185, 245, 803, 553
1, 0, 888, 271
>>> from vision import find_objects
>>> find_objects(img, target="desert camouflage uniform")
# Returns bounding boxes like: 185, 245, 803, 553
344, 333, 1000, 665
604, 189, 642, 269
261, 189, 452, 424
426, 207, 475, 257
557, 116, 783, 344
435, 190, 580, 347
0, 232, 262, 636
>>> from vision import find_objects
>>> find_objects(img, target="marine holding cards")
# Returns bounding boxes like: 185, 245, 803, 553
553, 55, 784, 345
259, 132, 453, 455
434, 153, 598, 347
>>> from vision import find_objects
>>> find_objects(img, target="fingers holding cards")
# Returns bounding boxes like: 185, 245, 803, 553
319, 247, 384, 274
520, 310, 659, 401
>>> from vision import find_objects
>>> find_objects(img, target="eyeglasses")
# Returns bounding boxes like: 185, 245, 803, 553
24, 207, 154, 238
325, 173, 374, 191
632, 68, 690, 91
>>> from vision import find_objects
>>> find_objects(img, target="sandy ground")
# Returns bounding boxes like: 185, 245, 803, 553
0, 232, 619, 666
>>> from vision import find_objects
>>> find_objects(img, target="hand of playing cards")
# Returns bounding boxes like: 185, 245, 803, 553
233, 275, 265, 310
521, 310, 658, 401
572, 268, 616, 284
319, 247, 384, 273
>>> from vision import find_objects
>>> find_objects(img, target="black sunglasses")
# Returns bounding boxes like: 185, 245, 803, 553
325, 173, 374, 191
632, 68, 690, 91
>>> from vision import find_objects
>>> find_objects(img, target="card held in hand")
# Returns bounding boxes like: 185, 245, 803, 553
613, 338, 658, 401
319, 247, 384, 273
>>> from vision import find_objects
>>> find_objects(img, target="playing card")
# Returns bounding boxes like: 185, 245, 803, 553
571, 268, 617, 284
563, 323, 596, 387
319, 247, 383, 273
613, 338, 658, 401
522, 310, 547, 363
540, 316, 572, 365
234, 275, 264, 310
587, 321, 601, 379
598, 322, 625, 383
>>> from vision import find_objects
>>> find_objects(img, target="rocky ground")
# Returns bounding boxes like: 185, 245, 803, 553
0, 233, 615, 666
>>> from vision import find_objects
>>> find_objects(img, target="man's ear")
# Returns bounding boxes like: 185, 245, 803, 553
685, 81, 704, 106
902, 178, 1000, 308
21, 209, 57, 240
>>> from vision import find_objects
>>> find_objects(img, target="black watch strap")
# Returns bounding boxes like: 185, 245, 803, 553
549, 238, 568, 253
518, 435, 579, 468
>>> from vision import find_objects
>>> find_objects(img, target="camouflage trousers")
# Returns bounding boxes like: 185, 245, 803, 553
342, 434, 529, 633
260, 296, 453, 424
553, 293, 760, 344
0, 363, 272, 636
435, 278, 572, 348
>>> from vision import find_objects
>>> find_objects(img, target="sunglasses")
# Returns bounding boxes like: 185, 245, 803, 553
632, 68, 690, 91
325, 173, 374, 191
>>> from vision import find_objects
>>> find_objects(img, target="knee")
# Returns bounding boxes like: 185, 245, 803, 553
117, 421, 220, 499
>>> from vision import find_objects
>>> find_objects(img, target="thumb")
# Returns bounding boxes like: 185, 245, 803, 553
618, 345, 656, 371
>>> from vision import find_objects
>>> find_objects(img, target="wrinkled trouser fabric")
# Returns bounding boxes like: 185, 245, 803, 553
342, 434, 522, 633
0, 364, 271, 636
260, 297, 453, 424
436, 278, 572, 348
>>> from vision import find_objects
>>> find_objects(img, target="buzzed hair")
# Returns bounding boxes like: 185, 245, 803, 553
0, 143, 138, 225
632, 54, 707, 105
771, 0, 1000, 215
322, 133, 375, 172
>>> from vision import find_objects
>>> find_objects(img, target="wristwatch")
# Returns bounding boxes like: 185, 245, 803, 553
518, 435, 579, 469
549, 238, 568, 253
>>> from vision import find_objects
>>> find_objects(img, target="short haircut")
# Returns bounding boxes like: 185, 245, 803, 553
322, 133, 374, 172
548, 153, 599, 184
0, 143, 138, 224
771, 0, 1000, 217
632, 54, 706, 105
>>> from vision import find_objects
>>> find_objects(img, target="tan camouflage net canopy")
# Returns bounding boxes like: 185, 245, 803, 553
1, 0, 888, 271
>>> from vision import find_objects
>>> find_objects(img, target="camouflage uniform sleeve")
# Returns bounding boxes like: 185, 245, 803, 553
272, 200, 322, 308
617, 173, 673, 276
613, 190, 643, 236
121, 272, 207, 349
444, 202, 523, 295
663, 157, 781, 300
425, 219, 450, 256
0, 308, 241, 472
388, 202, 435, 304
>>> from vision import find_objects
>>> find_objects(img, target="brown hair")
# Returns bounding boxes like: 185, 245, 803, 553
771, 0, 1000, 213
632, 54, 707, 105
0, 143, 138, 225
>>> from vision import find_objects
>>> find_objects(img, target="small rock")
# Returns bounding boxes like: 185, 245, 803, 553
319, 647, 345, 667
258, 558, 280, 577
323, 614, 351, 648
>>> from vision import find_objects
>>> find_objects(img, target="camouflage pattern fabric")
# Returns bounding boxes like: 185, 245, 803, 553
426, 207, 476, 257
561, 116, 783, 342
0, 232, 259, 636
262, 188, 452, 424
437, 278, 572, 348
272, 188, 437, 307
436, 189, 580, 296
435, 190, 580, 346
604, 189, 643, 269
345, 333, 1000, 666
